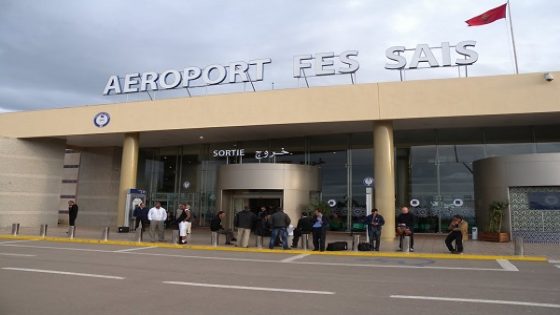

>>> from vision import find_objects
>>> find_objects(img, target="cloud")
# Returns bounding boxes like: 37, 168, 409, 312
0, 0, 559, 111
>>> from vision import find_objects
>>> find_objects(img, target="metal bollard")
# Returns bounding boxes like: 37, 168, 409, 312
352, 234, 360, 251
211, 232, 219, 247
256, 235, 263, 249
68, 226, 75, 239
135, 222, 143, 242
302, 234, 309, 251
101, 226, 110, 241
40, 224, 48, 237
514, 236, 524, 256
11, 223, 20, 236
172, 230, 179, 244
402, 236, 410, 253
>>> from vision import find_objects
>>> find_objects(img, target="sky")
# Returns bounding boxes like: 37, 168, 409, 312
0, 0, 559, 112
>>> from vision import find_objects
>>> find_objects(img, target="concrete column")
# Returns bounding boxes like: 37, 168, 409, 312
116, 133, 139, 226
373, 121, 396, 240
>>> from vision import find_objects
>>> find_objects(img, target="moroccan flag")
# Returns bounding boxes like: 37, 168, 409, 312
465, 3, 507, 26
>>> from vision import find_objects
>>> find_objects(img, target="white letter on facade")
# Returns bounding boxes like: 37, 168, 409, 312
338, 50, 360, 74
384, 46, 406, 69
159, 70, 182, 89
250, 58, 271, 81
408, 44, 439, 69
103, 75, 122, 95
123, 73, 140, 93
140, 72, 159, 91
228, 61, 249, 83
455, 40, 478, 65
202, 65, 227, 85
314, 52, 335, 76
293, 55, 313, 78
182, 67, 202, 88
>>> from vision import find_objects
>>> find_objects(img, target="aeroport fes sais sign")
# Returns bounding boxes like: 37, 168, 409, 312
103, 40, 478, 95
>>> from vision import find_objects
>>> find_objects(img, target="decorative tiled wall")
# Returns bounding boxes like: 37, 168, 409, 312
510, 187, 560, 243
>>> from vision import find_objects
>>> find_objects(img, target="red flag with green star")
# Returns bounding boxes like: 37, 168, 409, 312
465, 3, 507, 26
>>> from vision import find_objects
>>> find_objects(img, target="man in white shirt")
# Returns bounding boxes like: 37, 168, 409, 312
148, 202, 167, 242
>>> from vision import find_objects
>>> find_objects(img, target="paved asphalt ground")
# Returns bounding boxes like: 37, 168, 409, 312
1, 239, 559, 315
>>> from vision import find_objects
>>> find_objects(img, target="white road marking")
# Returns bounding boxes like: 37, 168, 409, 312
390, 295, 560, 309
0, 243, 515, 272
281, 254, 309, 263
0, 253, 36, 257
0, 244, 282, 262
163, 281, 334, 295
0, 244, 115, 253
293, 261, 505, 271
555, 265, 560, 269
0, 240, 36, 245
548, 259, 560, 264
496, 259, 519, 271
124, 252, 504, 271
2, 267, 124, 280
113, 246, 156, 253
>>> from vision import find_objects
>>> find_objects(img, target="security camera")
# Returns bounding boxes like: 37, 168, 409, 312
544, 72, 554, 82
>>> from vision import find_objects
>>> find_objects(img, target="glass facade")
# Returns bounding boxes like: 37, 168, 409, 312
136, 124, 560, 233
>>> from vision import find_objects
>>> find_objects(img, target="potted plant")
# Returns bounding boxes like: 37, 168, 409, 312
479, 201, 510, 242
306, 200, 331, 217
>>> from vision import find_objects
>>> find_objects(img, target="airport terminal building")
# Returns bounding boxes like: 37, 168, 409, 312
1, 71, 559, 242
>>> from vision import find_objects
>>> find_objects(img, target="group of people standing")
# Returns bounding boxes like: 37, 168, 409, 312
133, 202, 193, 243
208, 206, 332, 251
263, 207, 331, 251
126, 201, 469, 254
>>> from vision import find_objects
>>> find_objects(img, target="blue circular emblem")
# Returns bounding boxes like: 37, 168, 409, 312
93, 112, 110, 127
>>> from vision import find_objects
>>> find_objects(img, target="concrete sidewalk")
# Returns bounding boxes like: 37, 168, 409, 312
1, 225, 558, 261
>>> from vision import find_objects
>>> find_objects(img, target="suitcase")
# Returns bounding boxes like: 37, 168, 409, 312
358, 242, 373, 251
326, 241, 348, 251
118, 226, 130, 233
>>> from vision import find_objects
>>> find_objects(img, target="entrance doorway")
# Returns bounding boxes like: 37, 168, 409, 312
249, 198, 281, 211
225, 190, 282, 228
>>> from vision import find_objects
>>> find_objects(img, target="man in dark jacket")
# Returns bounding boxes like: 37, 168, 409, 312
133, 202, 149, 231
210, 211, 235, 245
397, 206, 415, 252
68, 200, 78, 227
268, 208, 291, 250
365, 208, 385, 251
292, 212, 313, 248
234, 207, 257, 248
254, 206, 270, 237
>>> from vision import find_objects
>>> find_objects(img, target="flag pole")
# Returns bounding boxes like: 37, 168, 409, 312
507, 1, 519, 74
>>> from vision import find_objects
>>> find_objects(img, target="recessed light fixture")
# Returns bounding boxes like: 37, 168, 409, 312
199, 136, 204, 140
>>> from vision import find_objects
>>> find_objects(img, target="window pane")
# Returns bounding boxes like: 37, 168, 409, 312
536, 142, 560, 153
485, 143, 534, 157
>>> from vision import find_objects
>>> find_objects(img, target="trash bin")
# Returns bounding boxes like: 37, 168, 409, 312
471, 226, 478, 240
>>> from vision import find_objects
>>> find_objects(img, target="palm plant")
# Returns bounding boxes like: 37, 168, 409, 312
488, 201, 508, 233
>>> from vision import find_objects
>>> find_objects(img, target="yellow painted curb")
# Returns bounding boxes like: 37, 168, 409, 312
0, 234, 547, 262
